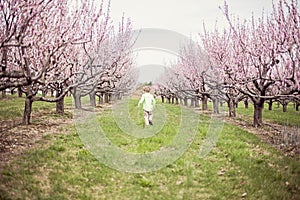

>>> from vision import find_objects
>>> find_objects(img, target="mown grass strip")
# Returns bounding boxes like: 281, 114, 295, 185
0, 98, 299, 199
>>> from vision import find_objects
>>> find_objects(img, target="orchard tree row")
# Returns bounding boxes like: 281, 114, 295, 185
0, 0, 137, 124
155, 0, 299, 127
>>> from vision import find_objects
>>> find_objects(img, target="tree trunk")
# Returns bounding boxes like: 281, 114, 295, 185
175, 97, 179, 105
202, 95, 208, 110
268, 100, 273, 111
89, 91, 96, 107
184, 97, 188, 106
166, 97, 171, 104
296, 102, 299, 111
18, 87, 23, 97
219, 101, 223, 107
253, 102, 264, 127
110, 94, 116, 102
180, 98, 183, 105
195, 97, 199, 107
190, 98, 195, 107
73, 89, 82, 109
244, 98, 248, 109
74, 94, 82, 109
2, 90, 6, 98
161, 95, 165, 103
212, 98, 219, 114
50, 90, 54, 97
228, 99, 236, 117
98, 94, 104, 105
42, 88, 47, 97
10, 89, 15, 95
282, 103, 287, 112
235, 102, 238, 108
117, 93, 122, 100
55, 85, 64, 114
56, 97, 64, 114
23, 96, 33, 125
2, 48, 8, 99
104, 93, 110, 103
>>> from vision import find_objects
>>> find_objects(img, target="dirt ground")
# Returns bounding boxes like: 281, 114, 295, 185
0, 109, 74, 169
0, 107, 299, 170
224, 113, 300, 159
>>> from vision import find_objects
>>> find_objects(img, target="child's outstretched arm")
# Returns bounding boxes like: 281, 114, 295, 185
138, 95, 144, 107
152, 96, 156, 108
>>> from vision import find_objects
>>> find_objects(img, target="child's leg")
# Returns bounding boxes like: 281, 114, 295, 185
144, 110, 149, 126
149, 111, 153, 125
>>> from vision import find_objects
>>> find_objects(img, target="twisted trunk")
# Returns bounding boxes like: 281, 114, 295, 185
104, 93, 110, 103
228, 98, 236, 117
253, 99, 264, 127
73, 89, 82, 109
56, 97, 64, 114
202, 95, 208, 110
23, 95, 33, 125
98, 94, 104, 105
89, 91, 96, 107
212, 98, 219, 114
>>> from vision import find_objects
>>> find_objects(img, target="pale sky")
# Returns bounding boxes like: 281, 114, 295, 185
109, 0, 277, 36
108, 0, 279, 83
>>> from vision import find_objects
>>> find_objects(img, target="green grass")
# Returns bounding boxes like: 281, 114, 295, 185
0, 97, 299, 199
0, 94, 73, 121
98, 100, 180, 153
0, 95, 27, 120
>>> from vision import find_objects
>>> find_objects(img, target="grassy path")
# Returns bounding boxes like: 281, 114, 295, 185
0, 97, 299, 199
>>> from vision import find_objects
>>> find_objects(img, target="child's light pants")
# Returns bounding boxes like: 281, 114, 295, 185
143, 110, 153, 125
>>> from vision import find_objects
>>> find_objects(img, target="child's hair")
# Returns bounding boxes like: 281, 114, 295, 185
143, 86, 150, 92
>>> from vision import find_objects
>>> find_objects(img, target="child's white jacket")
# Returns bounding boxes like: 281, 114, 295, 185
138, 93, 156, 112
